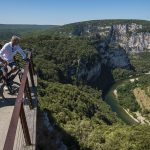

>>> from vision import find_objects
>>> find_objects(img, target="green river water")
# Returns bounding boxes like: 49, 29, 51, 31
104, 79, 139, 125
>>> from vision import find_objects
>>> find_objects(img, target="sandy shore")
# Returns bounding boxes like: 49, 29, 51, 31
123, 108, 150, 125
113, 89, 118, 98
123, 108, 139, 123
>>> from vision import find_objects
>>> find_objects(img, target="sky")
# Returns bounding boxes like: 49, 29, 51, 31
0, 0, 149, 25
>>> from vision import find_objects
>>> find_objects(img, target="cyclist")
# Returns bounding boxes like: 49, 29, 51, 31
0, 36, 27, 77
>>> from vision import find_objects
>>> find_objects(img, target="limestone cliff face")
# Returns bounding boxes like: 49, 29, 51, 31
71, 22, 150, 53
128, 33, 150, 52
97, 45, 131, 69
106, 49, 130, 69
75, 46, 130, 83
108, 24, 150, 53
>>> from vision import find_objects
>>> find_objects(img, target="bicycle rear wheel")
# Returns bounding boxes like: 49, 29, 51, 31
1, 82, 20, 99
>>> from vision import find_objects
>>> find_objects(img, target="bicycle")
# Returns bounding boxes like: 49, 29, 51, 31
0, 60, 24, 99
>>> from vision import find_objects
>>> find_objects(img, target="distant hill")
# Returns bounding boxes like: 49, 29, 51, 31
0, 24, 58, 40
42, 19, 150, 36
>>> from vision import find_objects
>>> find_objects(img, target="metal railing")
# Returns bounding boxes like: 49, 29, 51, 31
3, 52, 36, 150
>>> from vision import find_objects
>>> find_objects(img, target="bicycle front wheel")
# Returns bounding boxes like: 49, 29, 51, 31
1, 82, 20, 99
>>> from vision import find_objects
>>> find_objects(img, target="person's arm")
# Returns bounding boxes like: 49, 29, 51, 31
0, 44, 9, 64
0, 43, 8, 56
17, 46, 27, 60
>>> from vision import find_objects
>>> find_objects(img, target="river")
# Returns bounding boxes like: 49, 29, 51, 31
104, 78, 139, 125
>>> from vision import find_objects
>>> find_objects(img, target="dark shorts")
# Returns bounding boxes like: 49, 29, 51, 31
0, 66, 7, 76
0, 67, 3, 76
9, 62, 17, 69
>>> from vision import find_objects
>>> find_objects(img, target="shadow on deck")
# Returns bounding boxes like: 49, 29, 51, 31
0, 98, 16, 108
0, 74, 37, 150
0, 97, 16, 150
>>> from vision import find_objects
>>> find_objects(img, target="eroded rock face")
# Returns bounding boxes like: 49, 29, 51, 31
107, 49, 130, 68
108, 24, 150, 53
42, 112, 68, 150
71, 22, 150, 53
128, 33, 150, 52
77, 58, 101, 82
76, 47, 130, 83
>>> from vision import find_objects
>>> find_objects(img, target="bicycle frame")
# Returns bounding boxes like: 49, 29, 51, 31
0, 60, 23, 85
7, 68, 22, 83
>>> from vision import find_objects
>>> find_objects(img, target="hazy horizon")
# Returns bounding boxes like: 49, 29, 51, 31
0, 19, 150, 26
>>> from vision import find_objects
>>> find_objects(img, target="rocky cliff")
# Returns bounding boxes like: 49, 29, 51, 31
69, 22, 150, 53
108, 23, 150, 53
72, 22, 150, 72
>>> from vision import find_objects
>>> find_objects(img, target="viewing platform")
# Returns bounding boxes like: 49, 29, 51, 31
0, 52, 37, 150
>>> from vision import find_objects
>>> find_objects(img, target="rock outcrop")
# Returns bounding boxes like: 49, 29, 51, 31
109, 23, 150, 53
77, 60, 101, 82
70, 22, 150, 53
128, 33, 150, 52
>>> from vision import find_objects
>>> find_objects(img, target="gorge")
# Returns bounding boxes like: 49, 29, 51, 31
1, 19, 150, 150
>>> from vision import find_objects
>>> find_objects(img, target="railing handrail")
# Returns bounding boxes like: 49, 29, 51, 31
3, 51, 35, 150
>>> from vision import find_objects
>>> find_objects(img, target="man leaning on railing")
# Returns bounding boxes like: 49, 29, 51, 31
0, 35, 28, 78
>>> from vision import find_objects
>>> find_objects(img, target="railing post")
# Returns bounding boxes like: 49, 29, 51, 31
20, 103, 32, 146
25, 78, 33, 109
30, 52, 35, 75
29, 62, 35, 87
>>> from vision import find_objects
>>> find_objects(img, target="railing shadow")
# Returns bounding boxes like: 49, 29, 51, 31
0, 86, 37, 109
0, 98, 16, 108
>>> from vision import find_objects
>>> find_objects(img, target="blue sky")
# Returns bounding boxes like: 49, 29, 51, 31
0, 0, 149, 25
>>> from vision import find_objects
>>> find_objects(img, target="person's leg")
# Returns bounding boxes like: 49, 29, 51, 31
1, 66, 8, 78
8, 62, 18, 76
1, 67, 8, 89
